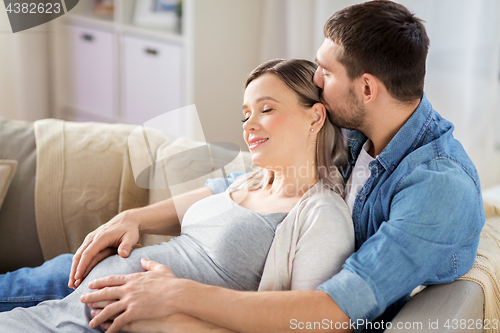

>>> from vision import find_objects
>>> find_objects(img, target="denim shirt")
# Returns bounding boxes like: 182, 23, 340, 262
205, 94, 485, 331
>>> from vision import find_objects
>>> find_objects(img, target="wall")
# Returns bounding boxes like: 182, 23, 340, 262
191, 0, 264, 149
0, 7, 51, 121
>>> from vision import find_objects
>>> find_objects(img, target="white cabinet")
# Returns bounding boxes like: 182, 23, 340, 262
121, 35, 183, 125
50, 0, 263, 147
65, 25, 115, 119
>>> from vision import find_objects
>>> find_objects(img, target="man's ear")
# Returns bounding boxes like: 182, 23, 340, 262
310, 103, 326, 133
360, 73, 378, 103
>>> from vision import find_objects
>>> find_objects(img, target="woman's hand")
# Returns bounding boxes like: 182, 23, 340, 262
80, 259, 182, 333
68, 209, 142, 289
69, 187, 213, 289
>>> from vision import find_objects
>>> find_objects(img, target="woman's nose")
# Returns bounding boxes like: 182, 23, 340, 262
242, 114, 259, 132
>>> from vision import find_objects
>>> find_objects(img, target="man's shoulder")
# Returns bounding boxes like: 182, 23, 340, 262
394, 142, 480, 197
397, 109, 480, 188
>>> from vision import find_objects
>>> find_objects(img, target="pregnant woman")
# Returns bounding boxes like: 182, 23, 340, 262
0, 58, 354, 332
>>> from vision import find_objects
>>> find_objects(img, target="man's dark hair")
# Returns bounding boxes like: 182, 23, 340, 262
324, 0, 429, 103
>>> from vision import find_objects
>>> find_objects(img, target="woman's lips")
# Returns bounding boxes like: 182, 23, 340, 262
249, 138, 268, 150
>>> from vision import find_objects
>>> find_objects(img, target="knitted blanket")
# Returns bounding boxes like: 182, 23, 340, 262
33, 119, 162, 260
458, 198, 500, 332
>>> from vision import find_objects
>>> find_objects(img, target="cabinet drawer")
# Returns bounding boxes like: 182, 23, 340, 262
121, 35, 183, 134
65, 25, 115, 119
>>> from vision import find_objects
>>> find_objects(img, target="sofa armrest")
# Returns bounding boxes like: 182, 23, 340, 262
386, 280, 483, 332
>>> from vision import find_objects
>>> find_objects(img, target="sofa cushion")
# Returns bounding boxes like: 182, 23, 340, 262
139, 138, 253, 246
149, 138, 252, 203
0, 118, 44, 273
0, 160, 17, 209
34, 119, 154, 259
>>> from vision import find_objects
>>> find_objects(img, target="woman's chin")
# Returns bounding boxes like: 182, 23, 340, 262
250, 156, 271, 169
251, 154, 282, 170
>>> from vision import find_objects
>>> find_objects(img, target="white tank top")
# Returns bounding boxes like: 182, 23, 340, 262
345, 140, 375, 213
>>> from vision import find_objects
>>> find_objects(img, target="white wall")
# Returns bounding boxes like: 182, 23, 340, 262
402, 0, 500, 188
0, 8, 51, 121
0, 8, 17, 120
190, 0, 264, 149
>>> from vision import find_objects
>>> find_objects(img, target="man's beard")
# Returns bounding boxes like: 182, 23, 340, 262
321, 87, 366, 131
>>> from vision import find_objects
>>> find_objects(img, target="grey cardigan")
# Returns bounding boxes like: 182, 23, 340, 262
258, 182, 354, 291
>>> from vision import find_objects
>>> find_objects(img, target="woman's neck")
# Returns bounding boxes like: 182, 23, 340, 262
265, 161, 318, 198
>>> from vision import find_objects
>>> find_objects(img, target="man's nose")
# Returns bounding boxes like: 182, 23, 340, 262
313, 68, 323, 89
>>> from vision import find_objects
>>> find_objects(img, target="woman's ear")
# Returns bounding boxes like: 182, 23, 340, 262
310, 103, 326, 133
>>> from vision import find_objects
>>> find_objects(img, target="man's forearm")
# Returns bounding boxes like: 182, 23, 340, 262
136, 187, 214, 235
175, 281, 352, 333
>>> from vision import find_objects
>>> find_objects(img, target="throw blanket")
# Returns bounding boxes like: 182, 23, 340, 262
33, 119, 166, 260
459, 198, 500, 333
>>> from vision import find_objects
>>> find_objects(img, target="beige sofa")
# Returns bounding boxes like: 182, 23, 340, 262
0, 117, 497, 332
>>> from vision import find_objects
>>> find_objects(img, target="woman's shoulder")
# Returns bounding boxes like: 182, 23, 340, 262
289, 183, 351, 225
300, 182, 348, 210
284, 183, 353, 241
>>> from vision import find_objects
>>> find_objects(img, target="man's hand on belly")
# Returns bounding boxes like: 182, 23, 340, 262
80, 258, 183, 333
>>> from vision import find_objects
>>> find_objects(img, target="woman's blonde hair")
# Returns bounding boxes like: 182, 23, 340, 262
230, 59, 349, 196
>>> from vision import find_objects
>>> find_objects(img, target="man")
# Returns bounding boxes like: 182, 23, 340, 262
4, 1, 486, 332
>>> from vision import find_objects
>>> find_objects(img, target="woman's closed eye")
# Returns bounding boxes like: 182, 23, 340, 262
241, 109, 273, 123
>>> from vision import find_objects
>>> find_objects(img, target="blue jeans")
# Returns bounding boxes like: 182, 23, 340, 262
0, 253, 74, 311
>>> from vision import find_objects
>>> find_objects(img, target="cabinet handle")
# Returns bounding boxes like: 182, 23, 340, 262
145, 48, 159, 56
82, 34, 94, 42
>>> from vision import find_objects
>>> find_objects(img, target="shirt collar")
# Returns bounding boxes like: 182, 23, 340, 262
348, 93, 434, 173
